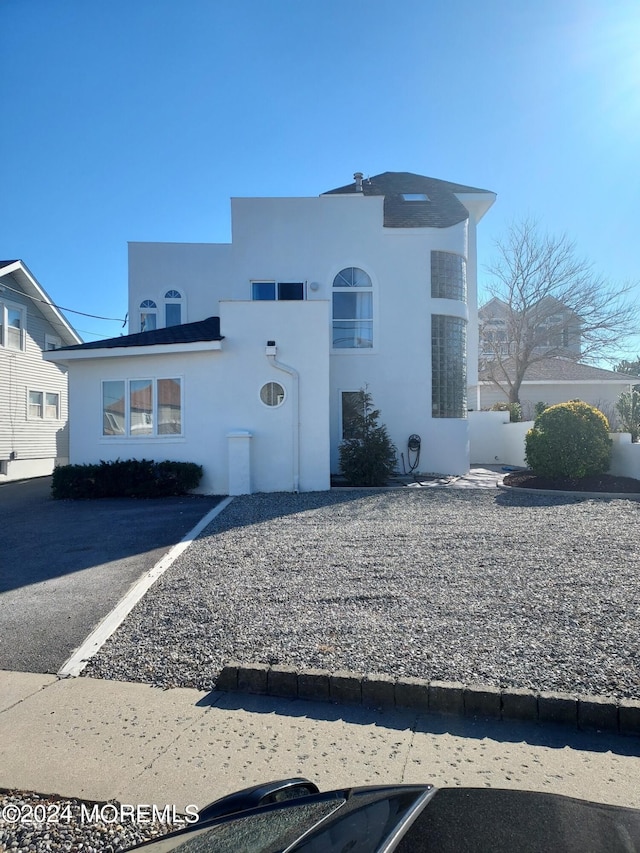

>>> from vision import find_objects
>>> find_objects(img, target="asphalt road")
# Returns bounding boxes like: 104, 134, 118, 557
0, 477, 222, 673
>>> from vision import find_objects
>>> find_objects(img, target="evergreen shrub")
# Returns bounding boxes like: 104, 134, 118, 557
525, 401, 611, 479
339, 388, 397, 486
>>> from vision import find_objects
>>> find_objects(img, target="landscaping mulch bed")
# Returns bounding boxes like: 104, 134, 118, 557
503, 471, 640, 493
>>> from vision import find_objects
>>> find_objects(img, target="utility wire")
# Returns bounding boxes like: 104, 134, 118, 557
0, 281, 127, 324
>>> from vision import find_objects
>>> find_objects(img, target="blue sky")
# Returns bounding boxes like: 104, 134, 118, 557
2, 0, 639, 357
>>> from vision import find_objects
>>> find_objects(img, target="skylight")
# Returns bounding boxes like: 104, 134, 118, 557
402, 193, 429, 201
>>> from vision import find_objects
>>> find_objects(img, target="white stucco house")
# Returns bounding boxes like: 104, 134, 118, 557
1, 260, 82, 482
46, 172, 495, 494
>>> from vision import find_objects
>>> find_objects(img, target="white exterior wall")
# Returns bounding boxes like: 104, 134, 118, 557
128, 242, 233, 331
66, 300, 330, 494
471, 414, 640, 476
127, 195, 477, 477
468, 410, 510, 464
610, 433, 640, 479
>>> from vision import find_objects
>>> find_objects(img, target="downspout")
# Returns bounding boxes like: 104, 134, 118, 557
266, 341, 300, 492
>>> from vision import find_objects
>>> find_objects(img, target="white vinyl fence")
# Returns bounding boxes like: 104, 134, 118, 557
469, 412, 640, 478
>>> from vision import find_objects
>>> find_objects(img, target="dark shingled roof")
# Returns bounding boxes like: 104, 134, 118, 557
58, 316, 223, 351
322, 171, 493, 228
479, 357, 633, 383
0, 260, 20, 267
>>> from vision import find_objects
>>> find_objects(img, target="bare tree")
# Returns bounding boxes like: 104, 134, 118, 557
480, 218, 638, 403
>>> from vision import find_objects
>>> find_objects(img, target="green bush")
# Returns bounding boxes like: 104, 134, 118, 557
52, 459, 203, 499
525, 401, 612, 479
339, 388, 397, 486
534, 401, 548, 418
490, 401, 522, 422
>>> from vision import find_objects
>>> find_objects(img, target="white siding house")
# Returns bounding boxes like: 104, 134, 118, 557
478, 357, 634, 425
47, 172, 495, 493
0, 260, 82, 482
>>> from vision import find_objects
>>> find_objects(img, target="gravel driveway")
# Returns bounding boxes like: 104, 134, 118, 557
84, 489, 640, 700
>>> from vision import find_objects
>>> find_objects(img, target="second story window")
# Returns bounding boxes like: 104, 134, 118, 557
0, 302, 26, 351
332, 267, 373, 349
251, 282, 304, 300
164, 291, 182, 327
140, 300, 157, 332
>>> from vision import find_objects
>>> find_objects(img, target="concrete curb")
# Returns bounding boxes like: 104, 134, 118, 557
216, 663, 640, 737
498, 483, 640, 501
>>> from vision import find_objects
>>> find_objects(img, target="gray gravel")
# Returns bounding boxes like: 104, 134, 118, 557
0, 791, 173, 852
84, 489, 640, 700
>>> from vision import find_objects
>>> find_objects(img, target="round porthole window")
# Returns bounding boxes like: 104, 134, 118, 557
260, 382, 285, 407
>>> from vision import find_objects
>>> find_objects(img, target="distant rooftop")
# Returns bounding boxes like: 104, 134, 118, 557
479, 356, 633, 383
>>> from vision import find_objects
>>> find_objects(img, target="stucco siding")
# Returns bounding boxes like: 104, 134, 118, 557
127, 198, 474, 477
66, 301, 330, 494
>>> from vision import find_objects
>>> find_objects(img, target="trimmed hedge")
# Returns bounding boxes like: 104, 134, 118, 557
525, 401, 612, 479
52, 459, 203, 499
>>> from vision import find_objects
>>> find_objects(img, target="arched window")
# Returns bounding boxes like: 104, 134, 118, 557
332, 267, 373, 349
139, 300, 157, 332
164, 290, 182, 327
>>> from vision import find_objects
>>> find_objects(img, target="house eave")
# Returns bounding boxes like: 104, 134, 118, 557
44, 340, 223, 362
454, 192, 497, 222
0, 260, 82, 346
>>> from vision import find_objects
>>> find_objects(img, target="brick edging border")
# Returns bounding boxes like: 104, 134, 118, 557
498, 483, 640, 501
216, 663, 640, 737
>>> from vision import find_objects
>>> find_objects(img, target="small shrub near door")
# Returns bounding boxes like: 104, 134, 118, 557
525, 401, 612, 479
339, 388, 397, 486
52, 459, 203, 499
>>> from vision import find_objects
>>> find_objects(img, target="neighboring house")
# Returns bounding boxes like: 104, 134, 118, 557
479, 296, 582, 360
478, 356, 633, 424
477, 296, 631, 423
0, 260, 82, 482
46, 172, 495, 494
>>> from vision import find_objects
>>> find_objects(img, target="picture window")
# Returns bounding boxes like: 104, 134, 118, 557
102, 378, 182, 436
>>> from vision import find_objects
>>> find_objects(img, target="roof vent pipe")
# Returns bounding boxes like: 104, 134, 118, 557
354, 172, 364, 192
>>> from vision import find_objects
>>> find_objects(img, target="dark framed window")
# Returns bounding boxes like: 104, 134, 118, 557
251, 282, 304, 301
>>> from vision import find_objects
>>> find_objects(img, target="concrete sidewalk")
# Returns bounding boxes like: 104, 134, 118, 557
2, 671, 640, 813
